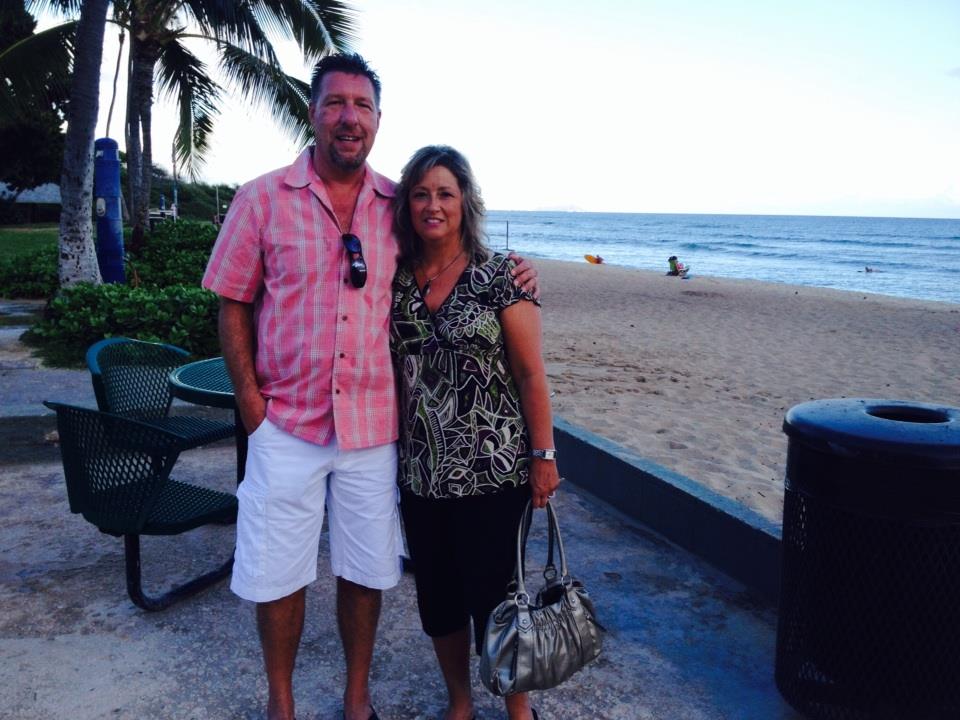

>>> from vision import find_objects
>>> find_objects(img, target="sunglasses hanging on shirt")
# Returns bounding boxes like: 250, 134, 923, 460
341, 233, 367, 288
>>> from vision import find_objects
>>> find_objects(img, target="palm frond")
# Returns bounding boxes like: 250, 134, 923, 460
157, 38, 222, 179
218, 43, 313, 150
25, 0, 84, 18
0, 21, 76, 121
250, 0, 357, 62
180, 0, 279, 64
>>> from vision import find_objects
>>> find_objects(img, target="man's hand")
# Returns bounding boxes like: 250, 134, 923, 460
237, 391, 268, 436
507, 252, 540, 300
219, 297, 267, 436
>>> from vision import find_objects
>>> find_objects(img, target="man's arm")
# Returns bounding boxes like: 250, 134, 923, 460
507, 251, 541, 300
219, 297, 266, 435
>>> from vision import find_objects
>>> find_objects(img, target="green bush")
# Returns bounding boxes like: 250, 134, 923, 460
127, 219, 217, 288
0, 220, 215, 299
24, 283, 220, 366
0, 245, 58, 298
7, 220, 223, 365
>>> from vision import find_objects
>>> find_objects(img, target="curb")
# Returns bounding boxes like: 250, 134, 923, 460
555, 416, 782, 602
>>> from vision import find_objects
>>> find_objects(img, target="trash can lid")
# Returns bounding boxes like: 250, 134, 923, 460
783, 398, 960, 469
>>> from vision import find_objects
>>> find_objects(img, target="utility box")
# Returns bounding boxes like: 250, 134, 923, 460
94, 137, 124, 283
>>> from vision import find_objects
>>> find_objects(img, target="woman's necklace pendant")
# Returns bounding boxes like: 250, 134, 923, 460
419, 250, 464, 300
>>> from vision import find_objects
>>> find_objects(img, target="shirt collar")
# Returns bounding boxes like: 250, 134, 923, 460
283, 146, 395, 200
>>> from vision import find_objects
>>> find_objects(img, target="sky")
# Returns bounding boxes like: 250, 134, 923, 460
41, 0, 960, 218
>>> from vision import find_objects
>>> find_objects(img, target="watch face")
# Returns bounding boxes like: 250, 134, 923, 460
533, 449, 556, 460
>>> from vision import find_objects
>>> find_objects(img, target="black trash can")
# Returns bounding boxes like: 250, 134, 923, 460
776, 398, 960, 720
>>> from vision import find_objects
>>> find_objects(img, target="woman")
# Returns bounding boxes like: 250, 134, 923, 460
391, 146, 561, 720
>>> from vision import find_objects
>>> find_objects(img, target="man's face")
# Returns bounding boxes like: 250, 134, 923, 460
309, 71, 380, 176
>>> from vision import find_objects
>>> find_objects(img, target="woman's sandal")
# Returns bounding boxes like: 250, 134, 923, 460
343, 709, 379, 720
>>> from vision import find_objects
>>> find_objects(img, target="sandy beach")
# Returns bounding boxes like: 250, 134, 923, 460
536, 259, 960, 522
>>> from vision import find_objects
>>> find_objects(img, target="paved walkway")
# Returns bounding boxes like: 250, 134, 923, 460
0, 311, 801, 719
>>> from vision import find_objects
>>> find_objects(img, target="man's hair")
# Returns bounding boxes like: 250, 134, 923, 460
310, 52, 382, 107
394, 145, 489, 267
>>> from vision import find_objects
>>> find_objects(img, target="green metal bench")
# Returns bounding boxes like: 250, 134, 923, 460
45, 401, 238, 611
86, 337, 234, 450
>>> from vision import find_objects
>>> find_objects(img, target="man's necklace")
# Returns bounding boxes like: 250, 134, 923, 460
420, 251, 465, 297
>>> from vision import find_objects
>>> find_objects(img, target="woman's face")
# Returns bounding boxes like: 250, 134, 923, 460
409, 165, 463, 248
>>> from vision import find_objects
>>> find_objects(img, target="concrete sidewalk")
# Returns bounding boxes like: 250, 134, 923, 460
0, 321, 800, 719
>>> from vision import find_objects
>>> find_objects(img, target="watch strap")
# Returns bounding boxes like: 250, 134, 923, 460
531, 448, 557, 460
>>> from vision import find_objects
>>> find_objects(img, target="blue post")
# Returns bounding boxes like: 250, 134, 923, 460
94, 137, 125, 283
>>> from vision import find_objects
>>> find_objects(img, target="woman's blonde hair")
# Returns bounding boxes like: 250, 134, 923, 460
394, 145, 489, 267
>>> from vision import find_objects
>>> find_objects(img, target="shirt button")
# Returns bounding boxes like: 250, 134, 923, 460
339, 353, 345, 359
335, 389, 341, 394
342, 315, 348, 321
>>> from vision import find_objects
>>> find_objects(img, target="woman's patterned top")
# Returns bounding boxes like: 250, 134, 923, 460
391, 253, 539, 499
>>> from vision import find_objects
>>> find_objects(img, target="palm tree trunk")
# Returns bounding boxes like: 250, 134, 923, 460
126, 37, 143, 252
105, 30, 125, 137
127, 36, 160, 253
57, 0, 110, 287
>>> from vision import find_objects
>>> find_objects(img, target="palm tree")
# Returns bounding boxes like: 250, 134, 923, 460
115, 0, 358, 248
57, 0, 109, 285
1, 2, 104, 286
15, 0, 356, 282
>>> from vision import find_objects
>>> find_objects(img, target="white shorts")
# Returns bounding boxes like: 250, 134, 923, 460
230, 418, 403, 603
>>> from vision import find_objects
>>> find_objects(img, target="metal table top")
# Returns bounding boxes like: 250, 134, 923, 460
169, 357, 235, 409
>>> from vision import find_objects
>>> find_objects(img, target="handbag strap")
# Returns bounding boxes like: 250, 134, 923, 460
513, 499, 569, 604
519, 500, 558, 581
545, 500, 570, 580
513, 501, 534, 601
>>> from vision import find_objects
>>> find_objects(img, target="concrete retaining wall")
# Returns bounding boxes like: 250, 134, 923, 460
554, 417, 782, 602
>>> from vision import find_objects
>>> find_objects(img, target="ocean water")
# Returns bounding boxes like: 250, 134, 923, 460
484, 211, 960, 305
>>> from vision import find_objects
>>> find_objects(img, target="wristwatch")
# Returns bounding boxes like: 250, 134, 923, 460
530, 449, 557, 460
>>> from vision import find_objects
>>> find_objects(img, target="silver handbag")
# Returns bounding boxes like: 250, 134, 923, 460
479, 500, 604, 696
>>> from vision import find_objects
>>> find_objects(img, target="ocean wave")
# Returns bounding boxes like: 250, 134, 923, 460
814, 238, 916, 248
842, 230, 960, 242
678, 241, 762, 251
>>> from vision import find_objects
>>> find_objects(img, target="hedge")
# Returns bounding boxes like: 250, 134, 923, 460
23, 283, 220, 366
0, 245, 58, 298
0, 219, 218, 299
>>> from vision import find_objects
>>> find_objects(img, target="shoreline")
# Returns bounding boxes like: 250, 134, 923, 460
537, 258, 960, 522
513, 252, 960, 308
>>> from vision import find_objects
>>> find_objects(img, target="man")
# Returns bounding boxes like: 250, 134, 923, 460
203, 53, 536, 720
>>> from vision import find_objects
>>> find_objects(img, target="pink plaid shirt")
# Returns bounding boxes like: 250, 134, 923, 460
202, 148, 399, 449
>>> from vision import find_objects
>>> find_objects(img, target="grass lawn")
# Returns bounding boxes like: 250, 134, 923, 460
0, 224, 58, 260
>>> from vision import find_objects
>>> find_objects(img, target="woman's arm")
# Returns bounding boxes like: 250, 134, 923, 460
501, 300, 561, 508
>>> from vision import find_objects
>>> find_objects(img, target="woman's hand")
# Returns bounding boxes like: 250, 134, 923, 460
529, 458, 561, 508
